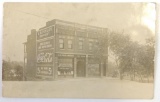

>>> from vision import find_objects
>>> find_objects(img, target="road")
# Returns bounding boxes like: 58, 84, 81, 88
3, 77, 153, 99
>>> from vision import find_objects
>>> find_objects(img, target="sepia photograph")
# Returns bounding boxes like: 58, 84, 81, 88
2, 2, 155, 98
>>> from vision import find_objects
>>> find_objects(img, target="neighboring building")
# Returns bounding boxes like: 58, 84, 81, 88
23, 19, 108, 80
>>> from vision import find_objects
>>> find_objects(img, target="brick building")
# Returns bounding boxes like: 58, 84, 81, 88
23, 19, 108, 80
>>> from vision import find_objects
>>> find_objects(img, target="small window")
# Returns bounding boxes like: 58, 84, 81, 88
78, 41, 83, 50
59, 39, 64, 49
68, 40, 73, 49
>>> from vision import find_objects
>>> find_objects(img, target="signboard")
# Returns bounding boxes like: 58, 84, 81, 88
37, 38, 54, 50
76, 55, 86, 58
36, 66, 53, 76
37, 26, 54, 40
57, 53, 74, 57
37, 49, 54, 64
36, 26, 55, 78
58, 63, 73, 68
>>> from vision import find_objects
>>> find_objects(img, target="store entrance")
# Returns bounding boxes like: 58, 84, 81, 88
77, 60, 86, 77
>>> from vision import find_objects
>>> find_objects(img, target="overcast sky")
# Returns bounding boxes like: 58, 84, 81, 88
3, 3, 156, 62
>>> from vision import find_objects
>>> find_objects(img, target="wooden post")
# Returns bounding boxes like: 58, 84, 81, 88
23, 44, 26, 81
74, 57, 77, 78
85, 55, 88, 77
101, 62, 103, 77
54, 56, 58, 79
105, 58, 108, 77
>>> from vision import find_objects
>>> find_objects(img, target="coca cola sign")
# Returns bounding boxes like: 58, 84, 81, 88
37, 49, 54, 64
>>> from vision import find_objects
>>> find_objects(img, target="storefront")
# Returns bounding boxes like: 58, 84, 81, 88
55, 53, 103, 78
58, 57, 74, 78
24, 19, 108, 80
88, 58, 100, 77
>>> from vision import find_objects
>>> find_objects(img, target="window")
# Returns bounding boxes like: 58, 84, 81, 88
59, 39, 64, 49
89, 42, 93, 50
78, 41, 83, 50
68, 40, 73, 49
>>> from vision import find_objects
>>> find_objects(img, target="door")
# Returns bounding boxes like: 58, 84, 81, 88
77, 60, 85, 77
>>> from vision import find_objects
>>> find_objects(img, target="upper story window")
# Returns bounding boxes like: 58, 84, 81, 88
88, 38, 98, 51
59, 39, 64, 49
68, 40, 73, 49
78, 38, 84, 50
89, 42, 93, 51
78, 41, 83, 50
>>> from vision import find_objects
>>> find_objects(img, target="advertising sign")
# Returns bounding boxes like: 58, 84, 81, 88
37, 38, 54, 50
37, 49, 54, 64
58, 63, 73, 68
37, 26, 54, 40
36, 66, 53, 76
57, 53, 74, 57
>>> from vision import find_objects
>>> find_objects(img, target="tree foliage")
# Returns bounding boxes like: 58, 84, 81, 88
95, 30, 155, 82
2, 60, 23, 81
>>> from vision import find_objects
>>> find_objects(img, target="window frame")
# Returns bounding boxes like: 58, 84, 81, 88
59, 38, 64, 49
78, 40, 83, 50
68, 39, 73, 49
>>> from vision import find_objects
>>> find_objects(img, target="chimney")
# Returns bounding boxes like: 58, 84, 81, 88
31, 29, 36, 34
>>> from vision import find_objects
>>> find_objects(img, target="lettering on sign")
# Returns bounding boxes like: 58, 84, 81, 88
37, 50, 53, 64
88, 64, 99, 69
36, 66, 53, 76
76, 55, 86, 58
37, 39, 54, 50
57, 54, 74, 57
37, 26, 54, 40
58, 63, 73, 68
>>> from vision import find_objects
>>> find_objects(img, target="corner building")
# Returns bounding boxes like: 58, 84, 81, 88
24, 19, 108, 80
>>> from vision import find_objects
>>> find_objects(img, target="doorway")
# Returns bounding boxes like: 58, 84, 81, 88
77, 60, 86, 77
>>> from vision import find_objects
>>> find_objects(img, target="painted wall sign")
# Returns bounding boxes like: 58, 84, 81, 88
37, 38, 54, 50
37, 26, 54, 40
36, 66, 53, 76
37, 49, 54, 64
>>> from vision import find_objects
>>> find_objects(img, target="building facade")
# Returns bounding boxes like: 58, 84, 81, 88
24, 19, 108, 80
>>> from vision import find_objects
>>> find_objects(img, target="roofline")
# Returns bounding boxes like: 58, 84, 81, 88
39, 19, 107, 31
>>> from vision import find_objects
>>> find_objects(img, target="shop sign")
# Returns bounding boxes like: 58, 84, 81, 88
58, 63, 72, 68
37, 38, 54, 50
37, 26, 54, 40
88, 64, 99, 69
76, 55, 86, 58
37, 49, 54, 64
57, 54, 74, 57
36, 66, 53, 76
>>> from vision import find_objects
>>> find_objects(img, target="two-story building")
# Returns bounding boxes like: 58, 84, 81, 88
23, 19, 108, 80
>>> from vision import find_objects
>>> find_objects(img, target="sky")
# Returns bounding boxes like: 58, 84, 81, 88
3, 3, 156, 62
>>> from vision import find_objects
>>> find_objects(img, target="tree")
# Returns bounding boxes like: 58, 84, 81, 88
135, 37, 155, 82
92, 29, 155, 82
2, 60, 24, 81
109, 31, 134, 80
